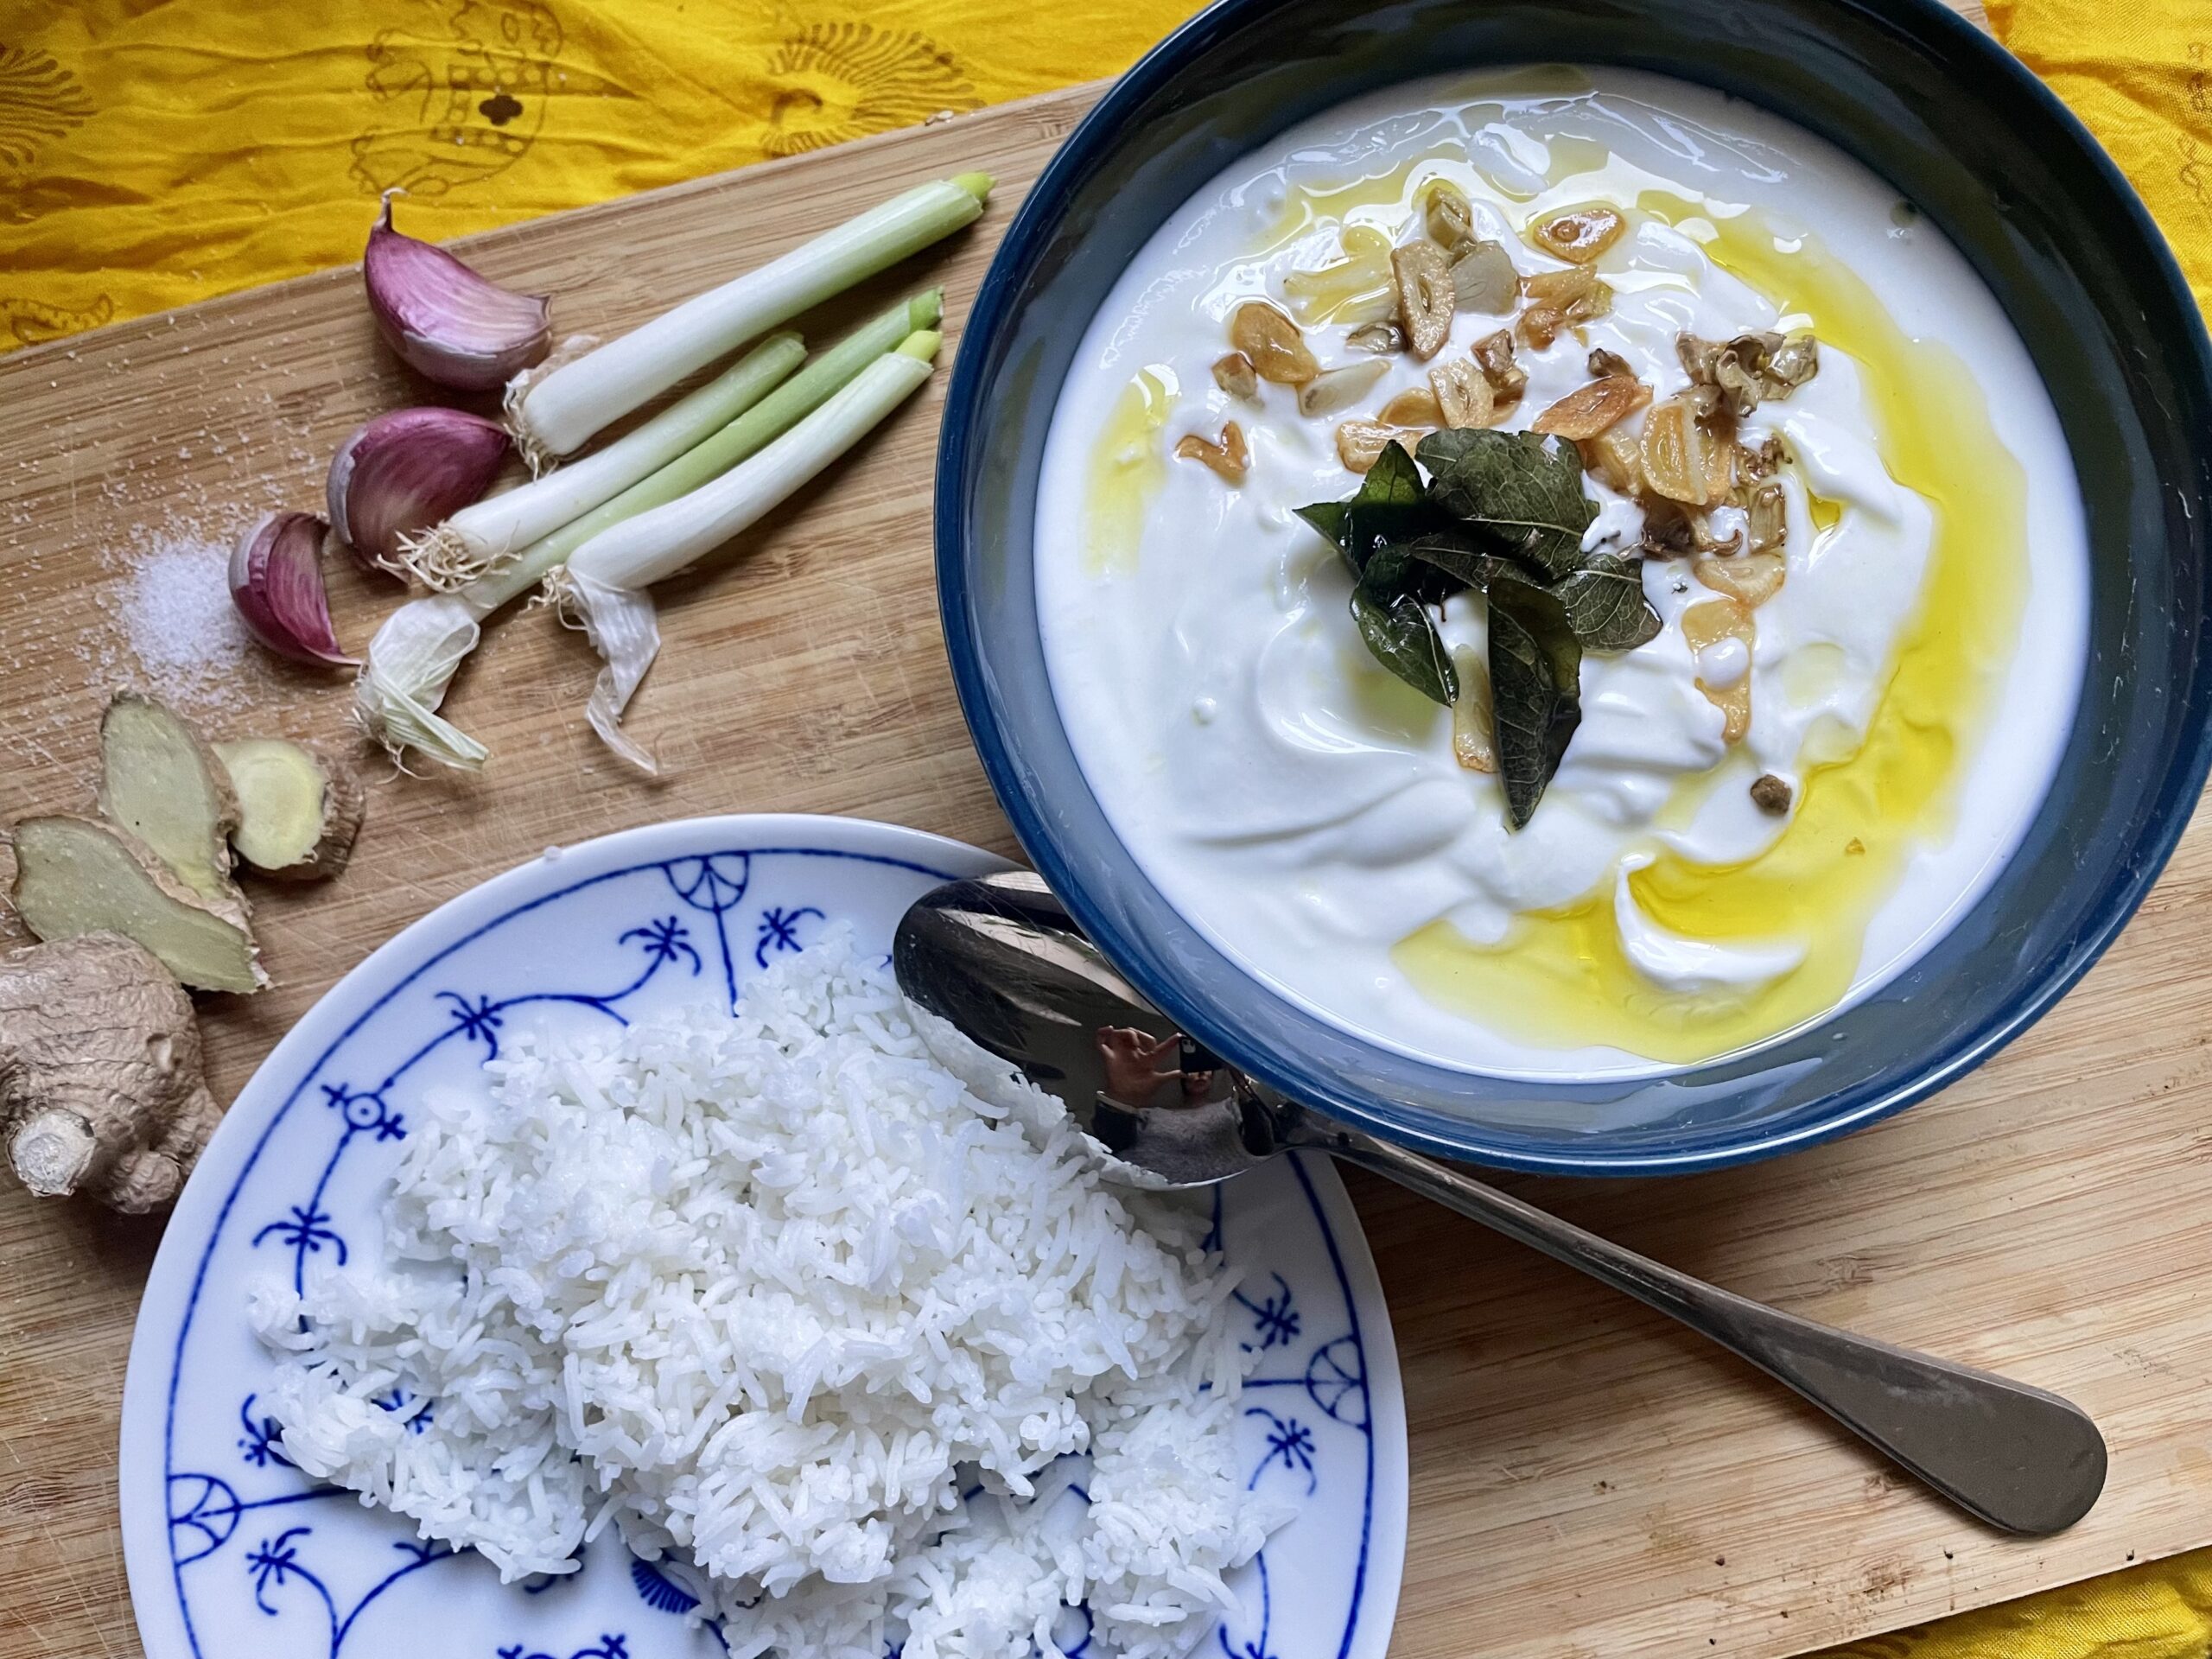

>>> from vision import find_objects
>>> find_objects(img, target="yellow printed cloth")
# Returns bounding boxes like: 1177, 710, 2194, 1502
0, 0, 2209, 1655
0, 0, 1208, 346
1989, 0, 2212, 315
1822, 1548, 2212, 1659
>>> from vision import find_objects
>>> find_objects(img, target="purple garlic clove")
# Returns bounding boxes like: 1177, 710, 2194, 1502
229, 512, 357, 668
327, 406, 510, 576
364, 191, 552, 391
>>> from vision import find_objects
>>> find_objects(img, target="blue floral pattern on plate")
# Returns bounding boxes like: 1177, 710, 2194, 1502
118, 817, 1408, 1659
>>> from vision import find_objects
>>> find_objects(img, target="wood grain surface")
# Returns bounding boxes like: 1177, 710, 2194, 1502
16, 19, 2212, 1659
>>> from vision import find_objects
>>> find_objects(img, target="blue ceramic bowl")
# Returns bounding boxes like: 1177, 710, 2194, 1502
934, 0, 2212, 1175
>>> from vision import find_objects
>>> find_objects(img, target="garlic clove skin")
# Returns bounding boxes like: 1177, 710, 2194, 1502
229, 512, 357, 668
327, 406, 510, 576
364, 192, 551, 391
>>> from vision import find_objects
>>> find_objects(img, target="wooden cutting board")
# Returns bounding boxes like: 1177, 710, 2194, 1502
21, 12, 2212, 1658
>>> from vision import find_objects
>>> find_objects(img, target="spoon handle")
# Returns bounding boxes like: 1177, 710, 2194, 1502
1333, 1133, 2106, 1535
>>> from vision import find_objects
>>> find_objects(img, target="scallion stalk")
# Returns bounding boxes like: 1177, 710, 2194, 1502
505, 174, 988, 466
355, 292, 943, 772
398, 330, 805, 588
563, 329, 943, 773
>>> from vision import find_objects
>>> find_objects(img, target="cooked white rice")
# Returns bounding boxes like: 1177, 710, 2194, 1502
252, 928, 1289, 1659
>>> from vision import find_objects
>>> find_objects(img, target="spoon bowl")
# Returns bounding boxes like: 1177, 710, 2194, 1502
896, 868, 1279, 1185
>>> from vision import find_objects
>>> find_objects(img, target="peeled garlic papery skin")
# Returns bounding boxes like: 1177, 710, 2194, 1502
364, 192, 551, 391
327, 406, 510, 575
229, 512, 356, 668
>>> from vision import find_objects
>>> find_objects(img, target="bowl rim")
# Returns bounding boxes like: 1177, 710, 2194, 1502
934, 0, 2212, 1175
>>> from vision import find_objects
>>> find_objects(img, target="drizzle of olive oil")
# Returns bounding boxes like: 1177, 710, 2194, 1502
1449, 66, 1595, 101
1258, 149, 1465, 253
1283, 225, 1395, 326
1398, 201, 2027, 1064
1085, 365, 1176, 576
1540, 134, 1615, 190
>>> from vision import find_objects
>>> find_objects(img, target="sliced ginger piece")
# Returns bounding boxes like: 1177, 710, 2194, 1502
0, 931, 219, 1212
216, 739, 365, 881
10, 815, 264, 993
98, 693, 239, 903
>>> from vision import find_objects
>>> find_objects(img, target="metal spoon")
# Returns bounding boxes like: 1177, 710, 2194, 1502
893, 869, 2107, 1536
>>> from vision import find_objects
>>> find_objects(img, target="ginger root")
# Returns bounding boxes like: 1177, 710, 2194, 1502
99, 692, 242, 903
10, 814, 265, 993
0, 932, 219, 1211
216, 739, 365, 880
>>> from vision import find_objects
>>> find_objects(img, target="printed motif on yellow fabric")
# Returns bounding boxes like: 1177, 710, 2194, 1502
0, 45, 92, 171
2184, 135, 2211, 219
0, 0, 1209, 343
760, 22, 980, 156
350, 0, 563, 196
2184, 45, 2212, 221
0, 294, 114, 349
1987, 0, 2210, 314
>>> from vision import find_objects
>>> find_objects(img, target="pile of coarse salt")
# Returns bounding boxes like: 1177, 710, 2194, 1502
98, 523, 286, 718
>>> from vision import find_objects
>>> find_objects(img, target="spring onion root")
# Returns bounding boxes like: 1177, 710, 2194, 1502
562, 328, 943, 773
357, 292, 944, 771
400, 331, 804, 589
505, 175, 988, 466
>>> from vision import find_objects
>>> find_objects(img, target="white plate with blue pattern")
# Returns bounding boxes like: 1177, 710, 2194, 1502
120, 814, 1408, 1659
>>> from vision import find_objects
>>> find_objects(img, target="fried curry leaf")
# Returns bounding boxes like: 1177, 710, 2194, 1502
1487, 575, 1583, 829
1295, 441, 1430, 580
1351, 585, 1459, 706
1416, 428, 1597, 581
1403, 531, 1535, 593
1357, 536, 1464, 606
1296, 428, 1645, 823
1408, 537, 1656, 651
1550, 550, 1662, 650
1358, 537, 1416, 595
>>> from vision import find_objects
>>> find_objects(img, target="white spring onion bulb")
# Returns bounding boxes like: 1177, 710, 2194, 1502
398, 330, 804, 588
562, 330, 942, 773
355, 293, 941, 771
505, 174, 988, 466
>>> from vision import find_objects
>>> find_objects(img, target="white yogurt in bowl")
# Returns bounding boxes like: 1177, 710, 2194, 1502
1034, 68, 2088, 1078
